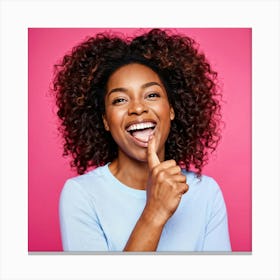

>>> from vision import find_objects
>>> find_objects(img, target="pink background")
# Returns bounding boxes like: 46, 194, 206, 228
28, 28, 251, 252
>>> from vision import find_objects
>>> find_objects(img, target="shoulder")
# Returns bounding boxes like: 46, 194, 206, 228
181, 169, 223, 201
65, 164, 109, 187
180, 170, 228, 220
60, 164, 110, 202
182, 170, 220, 190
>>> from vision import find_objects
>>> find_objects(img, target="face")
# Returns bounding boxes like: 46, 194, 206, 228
103, 63, 175, 163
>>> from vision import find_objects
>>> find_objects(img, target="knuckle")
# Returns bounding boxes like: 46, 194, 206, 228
175, 166, 181, 173
157, 170, 165, 182
165, 159, 176, 166
181, 174, 187, 182
151, 165, 159, 175
182, 183, 189, 194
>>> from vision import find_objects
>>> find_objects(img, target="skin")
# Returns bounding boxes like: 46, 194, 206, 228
103, 63, 189, 251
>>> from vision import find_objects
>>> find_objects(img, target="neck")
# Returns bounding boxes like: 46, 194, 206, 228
109, 146, 165, 190
109, 157, 150, 190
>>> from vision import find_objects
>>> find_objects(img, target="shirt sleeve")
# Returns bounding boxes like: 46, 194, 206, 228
59, 179, 109, 251
202, 179, 232, 251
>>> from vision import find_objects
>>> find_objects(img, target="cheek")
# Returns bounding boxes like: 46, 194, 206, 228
157, 103, 173, 122
106, 110, 125, 132
160, 107, 173, 134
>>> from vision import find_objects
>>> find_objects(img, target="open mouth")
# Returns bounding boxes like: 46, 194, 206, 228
126, 121, 156, 143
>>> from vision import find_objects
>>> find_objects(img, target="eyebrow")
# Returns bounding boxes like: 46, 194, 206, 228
107, 81, 163, 96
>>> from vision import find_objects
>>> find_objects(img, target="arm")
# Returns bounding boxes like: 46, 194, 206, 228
203, 183, 231, 251
59, 180, 108, 251
123, 207, 165, 251
124, 135, 189, 251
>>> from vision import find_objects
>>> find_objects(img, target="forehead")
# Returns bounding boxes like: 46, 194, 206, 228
107, 63, 163, 88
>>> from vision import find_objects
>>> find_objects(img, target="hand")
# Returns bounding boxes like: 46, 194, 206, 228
144, 135, 189, 225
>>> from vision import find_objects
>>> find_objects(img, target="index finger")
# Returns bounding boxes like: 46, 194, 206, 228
147, 135, 160, 170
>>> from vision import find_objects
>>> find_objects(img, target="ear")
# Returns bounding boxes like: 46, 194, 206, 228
102, 115, 110, 131
170, 107, 175, 121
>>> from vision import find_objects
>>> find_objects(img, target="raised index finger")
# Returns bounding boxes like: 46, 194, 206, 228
147, 135, 160, 170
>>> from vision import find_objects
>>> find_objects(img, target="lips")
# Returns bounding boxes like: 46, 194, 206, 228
126, 121, 156, 144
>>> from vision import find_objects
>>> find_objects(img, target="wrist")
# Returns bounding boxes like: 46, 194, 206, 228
142, 205, 169, 228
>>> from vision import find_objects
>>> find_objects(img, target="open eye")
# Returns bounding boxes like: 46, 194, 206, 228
146, 92, 160, 99
112, 97, 127, 105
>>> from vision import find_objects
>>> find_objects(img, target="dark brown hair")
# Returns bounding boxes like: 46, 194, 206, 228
53, 29, 222, 175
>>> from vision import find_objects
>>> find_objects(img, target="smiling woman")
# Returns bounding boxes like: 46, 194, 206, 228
53, 28, 231, 252
103, 63, 174, 160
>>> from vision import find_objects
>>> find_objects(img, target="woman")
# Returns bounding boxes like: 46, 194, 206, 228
54, 28, 231, 252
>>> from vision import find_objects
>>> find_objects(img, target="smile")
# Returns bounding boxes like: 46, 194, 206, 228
126, 121, 156, 145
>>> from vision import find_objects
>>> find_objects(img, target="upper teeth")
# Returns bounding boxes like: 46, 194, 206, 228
127, 122, 155, 132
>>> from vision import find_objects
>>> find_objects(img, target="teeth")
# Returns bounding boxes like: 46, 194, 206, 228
127, 122, 155, 132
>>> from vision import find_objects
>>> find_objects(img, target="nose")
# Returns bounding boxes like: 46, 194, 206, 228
128, 99, 148, 115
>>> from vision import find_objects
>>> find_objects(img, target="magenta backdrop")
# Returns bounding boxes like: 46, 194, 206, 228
28, 28, 251, 252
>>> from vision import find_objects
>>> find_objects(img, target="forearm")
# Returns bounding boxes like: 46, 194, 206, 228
123, 208, 166, 251
124, 137, 187, 252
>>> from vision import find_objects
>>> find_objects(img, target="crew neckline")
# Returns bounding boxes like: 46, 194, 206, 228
104, 163, 147, 199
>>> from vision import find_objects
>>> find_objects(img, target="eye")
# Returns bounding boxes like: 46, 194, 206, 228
146, 92, 160, 99
112, 97, 127, 105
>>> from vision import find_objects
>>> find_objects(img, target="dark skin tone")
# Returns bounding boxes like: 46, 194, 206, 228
103, 63, 189, 251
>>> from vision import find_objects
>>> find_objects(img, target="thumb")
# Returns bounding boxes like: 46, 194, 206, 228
147, 135, 160, 169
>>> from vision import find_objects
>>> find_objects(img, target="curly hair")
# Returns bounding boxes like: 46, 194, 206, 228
53, 29, 222, 175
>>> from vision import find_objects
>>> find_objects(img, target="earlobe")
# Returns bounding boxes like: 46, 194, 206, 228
102, 115, 110, 131
170, 107, 175, 120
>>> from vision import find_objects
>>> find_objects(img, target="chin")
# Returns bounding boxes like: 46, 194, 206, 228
130, 153, 148, 164
120, 148, 148, 164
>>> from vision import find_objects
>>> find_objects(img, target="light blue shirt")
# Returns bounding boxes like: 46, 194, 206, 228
59, 164, 231, 252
